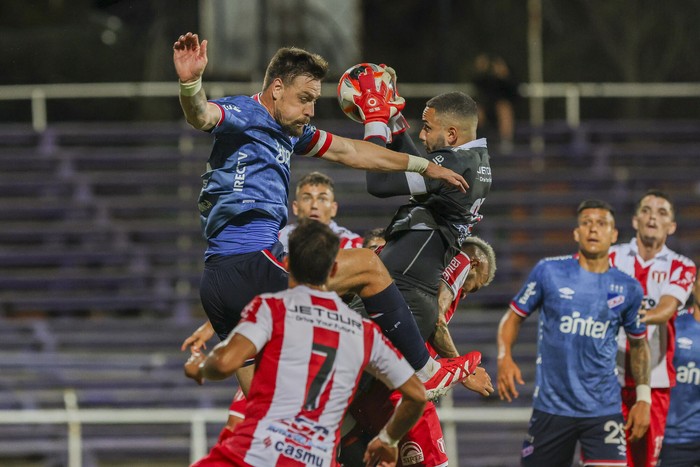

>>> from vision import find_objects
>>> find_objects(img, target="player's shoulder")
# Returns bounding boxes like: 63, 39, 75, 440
211, 95, 272, 123
436, 138, 489, 161
663, 245, 696, 266
538, 254, 576, 268
609, 243, 627, 255
608, 267, 644, 293
329, 221, 357, 237
211, 94, 256, 109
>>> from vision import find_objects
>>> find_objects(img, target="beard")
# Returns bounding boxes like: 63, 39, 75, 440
424, 134, 447, 153
281, 122, 305, 137
276, 110, 309, 137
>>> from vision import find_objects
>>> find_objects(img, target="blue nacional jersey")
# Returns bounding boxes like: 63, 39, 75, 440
510, 255, 645, 417
664, 308, 700, 444
199, 94, 333, 253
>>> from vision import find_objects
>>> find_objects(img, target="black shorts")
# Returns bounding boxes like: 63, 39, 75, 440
199, 242, 288, 340
379, 230, 447, 339
521, 409, 627, 467
658, 441, 700, 467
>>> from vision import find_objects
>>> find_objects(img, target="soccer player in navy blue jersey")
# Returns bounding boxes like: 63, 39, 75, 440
497, 199, 652, 467
173, 32, 479, 425
658, 274, 700, 467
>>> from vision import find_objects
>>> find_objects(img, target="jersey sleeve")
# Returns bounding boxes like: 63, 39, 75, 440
230, 295, 273, 352
621, 280, 646, 339
422, 149, 464, 193
208, 96, 252, 133
441, 251, 471, 299
662, 258, 697, 306
294, 125, 334, 158
364, 322, 415, 389
509, 260, 546, 318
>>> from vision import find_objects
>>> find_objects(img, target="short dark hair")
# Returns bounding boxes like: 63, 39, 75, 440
263, 47, 329, 90
635, 189, 675, 216
362, 227, 386, 248
425, 92, 479, 123
295, 171, 335, 195
288, 218, 340, 286
576, 199, 615, 217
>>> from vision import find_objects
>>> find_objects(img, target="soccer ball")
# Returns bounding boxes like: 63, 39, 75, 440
337, 63, 394, 123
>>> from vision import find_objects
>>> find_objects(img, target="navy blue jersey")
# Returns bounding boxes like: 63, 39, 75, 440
199, 94, 333, 250
664, 308, 700, 444
510, 255, 645, 417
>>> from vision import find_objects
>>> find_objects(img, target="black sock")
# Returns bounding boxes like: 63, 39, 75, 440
361, 283, 429, 370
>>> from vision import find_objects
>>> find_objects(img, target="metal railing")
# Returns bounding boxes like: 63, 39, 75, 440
0, 390, 531, 467
2, 81, 700, 132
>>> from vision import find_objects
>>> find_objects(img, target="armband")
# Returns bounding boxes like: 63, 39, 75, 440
377, 427, 399, 448
406, 155, 429, 174
636, 384, 651, 404
179, 77, 202, 96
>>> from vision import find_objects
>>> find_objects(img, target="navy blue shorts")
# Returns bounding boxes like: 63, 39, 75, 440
379, 230, 445, 339
200, 242, 288, 340
658, 441, 700, 467
521, 409, 627, 467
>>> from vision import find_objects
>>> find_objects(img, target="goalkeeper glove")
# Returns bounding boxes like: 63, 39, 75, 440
381, 64, 409, 136
352, 68, 404, 124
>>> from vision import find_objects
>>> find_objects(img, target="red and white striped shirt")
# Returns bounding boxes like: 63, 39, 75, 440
226, 285, 414, 467
279, 221, 363, 252
425, 251, 472, 357
610, 238, 697, 388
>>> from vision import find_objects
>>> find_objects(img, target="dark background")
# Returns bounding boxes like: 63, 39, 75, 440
2, 0, 700, 122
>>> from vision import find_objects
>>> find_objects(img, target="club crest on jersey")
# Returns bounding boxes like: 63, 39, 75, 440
437, 437, 446, 454
651, 270, 668, 283
400, 441, 425, 465
607, 293, 625, 309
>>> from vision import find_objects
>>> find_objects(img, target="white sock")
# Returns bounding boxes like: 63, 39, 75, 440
415, 357, 439, 383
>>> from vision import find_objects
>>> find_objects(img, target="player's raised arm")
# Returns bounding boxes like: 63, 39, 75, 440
173, 32, 221, 131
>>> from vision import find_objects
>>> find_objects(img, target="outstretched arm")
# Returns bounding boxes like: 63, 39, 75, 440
173, 32, 221, 131
322, 135, 467, 193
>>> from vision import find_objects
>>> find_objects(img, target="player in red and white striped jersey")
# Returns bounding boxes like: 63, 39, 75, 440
279, 172, 363, 252
609, 190, 697, 467
223, 172, 364, 438
186, 219, 426, 467
340, 237, 496, 467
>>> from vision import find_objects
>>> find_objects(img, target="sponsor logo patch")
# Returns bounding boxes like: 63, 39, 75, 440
400, 441, 425, 465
